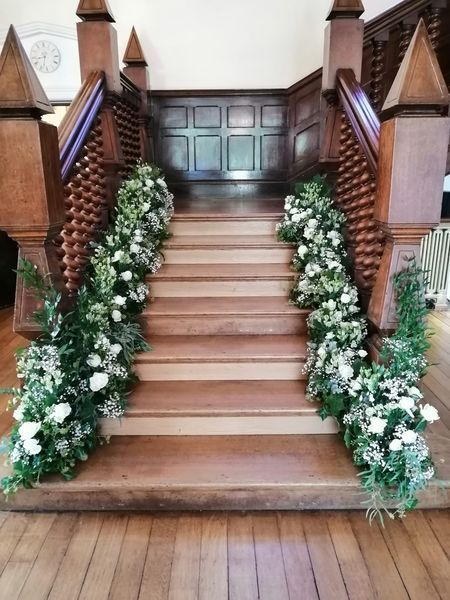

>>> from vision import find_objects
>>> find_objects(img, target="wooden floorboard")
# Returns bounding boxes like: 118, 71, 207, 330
0, 510, 447, 599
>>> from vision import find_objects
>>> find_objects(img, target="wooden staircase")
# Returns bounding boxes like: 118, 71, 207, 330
2, 199, 448, 511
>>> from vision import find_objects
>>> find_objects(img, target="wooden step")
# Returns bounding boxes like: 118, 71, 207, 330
164, 235, 293, 264
2, 435, 447, 511
134, 335, 308, 380
170, 214, 281, 236
149, 263, 295, 297
143, 297, 308, 335
98, 380, 338, 435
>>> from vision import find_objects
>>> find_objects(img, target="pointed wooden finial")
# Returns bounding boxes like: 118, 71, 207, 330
382, 19, 450, 116
123, 27, 147, 66
0, 25, 53, 116
76, 0, 115, 22
327, 0, 365, 20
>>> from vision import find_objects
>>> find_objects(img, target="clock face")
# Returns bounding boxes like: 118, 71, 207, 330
30, 40, 61, 74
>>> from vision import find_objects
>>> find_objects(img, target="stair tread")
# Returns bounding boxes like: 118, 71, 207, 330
123, 380, 315, 416
172, 213, 282, 221
150, 263, 295, 280
136, 335, 307, 362
1, 435, 357, 491
166, 235, 289, 248
145, 296, 306, 316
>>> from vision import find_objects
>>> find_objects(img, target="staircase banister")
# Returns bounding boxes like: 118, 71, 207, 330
58, 70, 106, 181
336, 68, 380, 174
363, 0, 436, 42
120, 71, 142, 100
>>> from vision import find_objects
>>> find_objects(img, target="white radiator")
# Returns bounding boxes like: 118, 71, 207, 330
420, 224, 450, 307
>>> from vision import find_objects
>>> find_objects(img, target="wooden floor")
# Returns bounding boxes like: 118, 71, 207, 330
0, 509, 448, 600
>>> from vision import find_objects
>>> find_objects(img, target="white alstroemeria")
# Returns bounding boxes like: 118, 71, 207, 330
420, 404, 440, 423
134, 231, 143, 243
401, 429, 417, 444
366, 407, 375, 417
307, 218, 318, 229
156, 178, 167, 188
89, 372, 109, 392
50, 403, 72, 424
297, 245, 308, 259
113, 295, 126, 306
111, 310, 122, 322
142, 202, 150, 212
291, 213, 301, 223
145, 179, 154, 188
111, 343, 122, 356
87, 354, 102, 368
130, 243, 140, 254
23, 438, 42, 455
121, 271, 133, 282
389, 439, 403, 451
290, 208, 299, 214
367, 416, 387, 435
398, 396, 416, 417
317, 346, 327, 359
340, 293, 351, 304
112, 250, 124, 263
327, 299, 336, 311
327, 230, 341, 247
18, 421, 41, 440
13, 404, 24, 422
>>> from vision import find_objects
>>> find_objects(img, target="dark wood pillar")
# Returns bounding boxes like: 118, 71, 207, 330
368, 19, 450, 332
0, 26, 66, 338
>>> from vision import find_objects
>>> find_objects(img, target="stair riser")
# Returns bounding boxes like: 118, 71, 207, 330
170, 220, 279, 236
164, 248, 293, 264
150, 279, 292, 297
135, 361, 306, 381
144, 315, 307, 336
98, 416, 338, 436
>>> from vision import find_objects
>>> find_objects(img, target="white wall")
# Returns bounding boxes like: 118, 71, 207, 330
0, 0, 401, 91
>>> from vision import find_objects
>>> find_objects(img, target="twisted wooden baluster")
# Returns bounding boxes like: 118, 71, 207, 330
113, 96, 142, 176
55, 116, 107, 294
398, 21, 415, 66
427, 5, 444, 50
369, 38, 387, 113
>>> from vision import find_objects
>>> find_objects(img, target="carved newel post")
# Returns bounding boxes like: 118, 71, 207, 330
320, 0, 365, 167
368, 20, 450, 332
76, 0, 124, 210
0, 26, 65, 338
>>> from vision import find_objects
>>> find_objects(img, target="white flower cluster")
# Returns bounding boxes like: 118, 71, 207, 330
277, 180, 439, 518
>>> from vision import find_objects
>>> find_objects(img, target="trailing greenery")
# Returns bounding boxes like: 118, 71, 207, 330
2, 163, 173, 495
277, 178, 439, 522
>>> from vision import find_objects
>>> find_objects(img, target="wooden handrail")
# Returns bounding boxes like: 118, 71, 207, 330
58, 71, 106, 181
120, 71, 142, 100
336, 69, 380, 175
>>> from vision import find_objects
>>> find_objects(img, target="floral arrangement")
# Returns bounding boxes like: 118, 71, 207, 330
277, 178, 440, 521
2, 163, 173, 495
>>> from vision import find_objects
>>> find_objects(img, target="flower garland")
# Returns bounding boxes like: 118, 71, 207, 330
2, 163, 173, 495
277, 178, 440, 521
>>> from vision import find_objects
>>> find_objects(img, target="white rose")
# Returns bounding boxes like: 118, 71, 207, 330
338, 363, 354, 380
156, 178, 167, 187
145, 179, 154, 188
130, 243, 140, 254
297, 245, 308, 258
317, 347, 327, 359
121, 270, 133, 282
87, 354, 102, 368
389, 439, 403, 451
327, 299, 336, 310
358, 350, 367, 358
142, 202, 150, 212
291, 213, 301, 223
89, 372, 109, 392
18, 421, 41, 440
398, 397, 416, 417
420, 404, 440, 423
401, 429, 417, 444
50, 403, 72, 424
340, 293, 351, 304
23, 438, 42, 455
112, 250, 124, 263
112, 310, 122, 322
307, 218, 318, 229
111, 343, 122, 356
113, 295, 126, 306
367, 416, 387, 435
13, 404, 24, 421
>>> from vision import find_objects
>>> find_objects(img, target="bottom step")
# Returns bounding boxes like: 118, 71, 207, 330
1, 435, 448, 511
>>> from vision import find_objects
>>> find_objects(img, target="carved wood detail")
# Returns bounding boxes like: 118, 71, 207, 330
369, 37, 388, 112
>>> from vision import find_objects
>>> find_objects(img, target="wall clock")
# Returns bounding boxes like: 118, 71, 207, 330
29, 40, 61, 73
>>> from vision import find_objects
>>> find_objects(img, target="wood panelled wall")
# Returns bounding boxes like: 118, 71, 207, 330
151, 81, 321, 186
